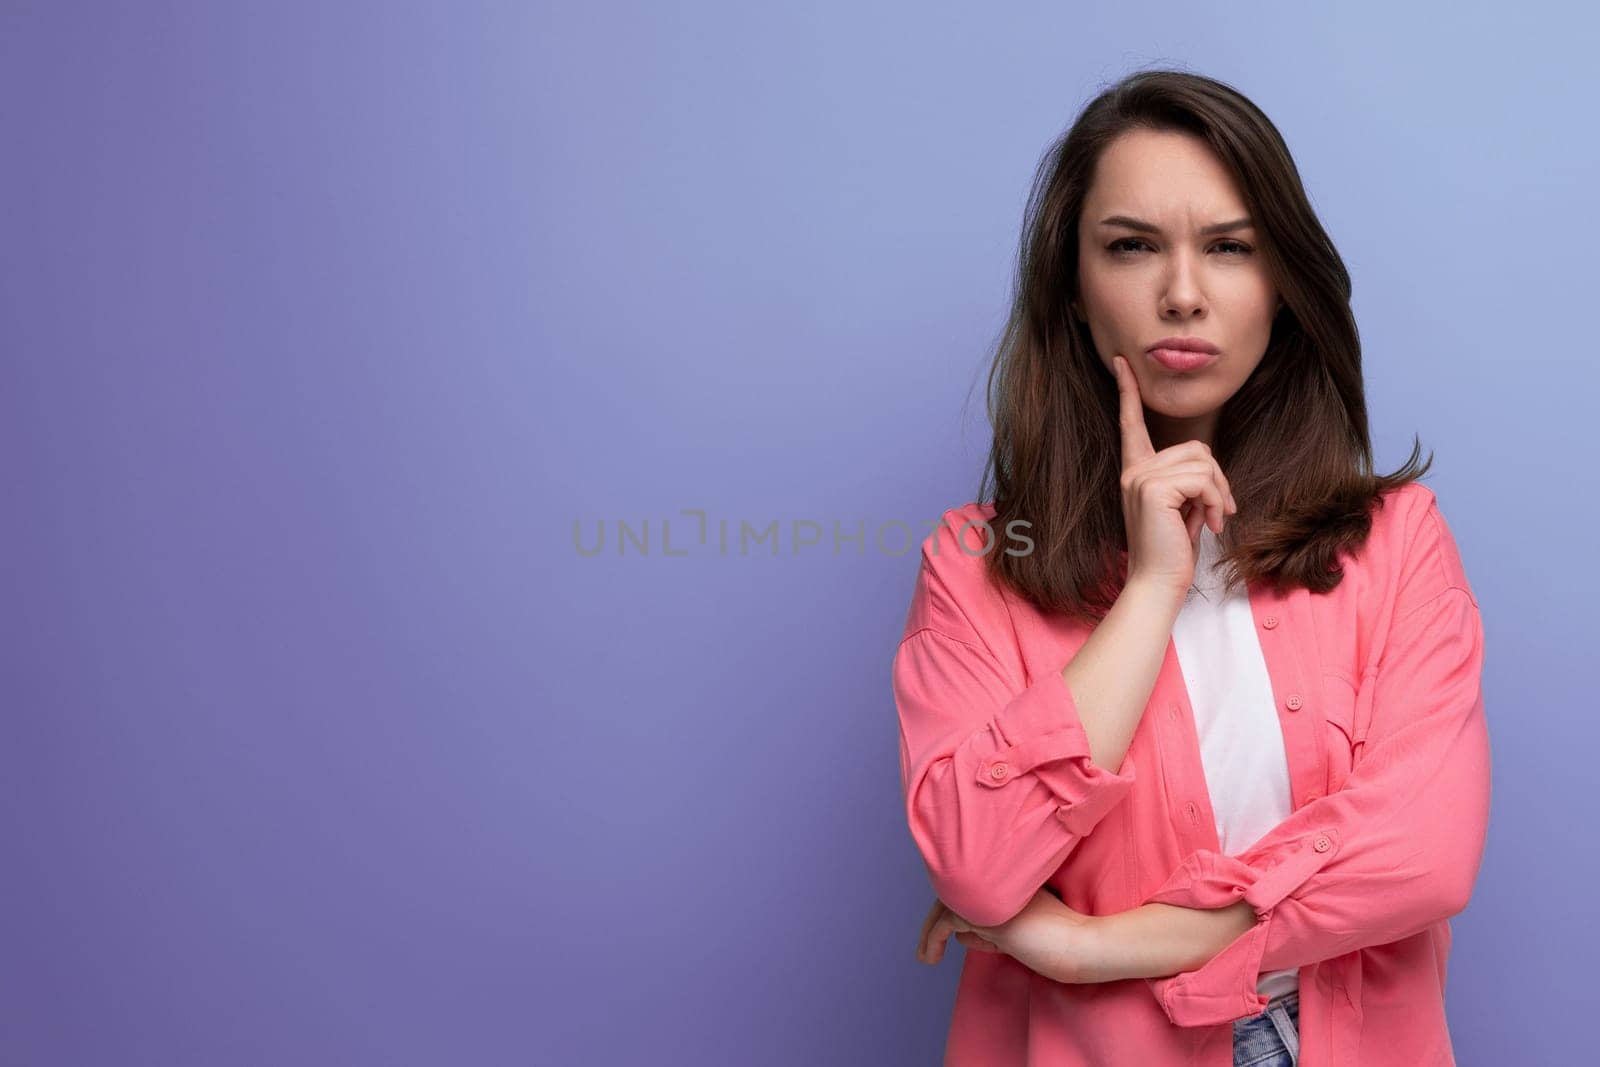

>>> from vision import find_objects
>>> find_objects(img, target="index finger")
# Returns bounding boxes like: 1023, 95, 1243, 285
1114, 354, 1155, 468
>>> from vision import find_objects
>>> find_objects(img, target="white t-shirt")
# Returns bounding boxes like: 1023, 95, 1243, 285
1169, 523, 1299, 1001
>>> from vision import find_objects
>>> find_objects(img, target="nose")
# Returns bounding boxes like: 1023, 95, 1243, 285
1160, 252, 1207, 320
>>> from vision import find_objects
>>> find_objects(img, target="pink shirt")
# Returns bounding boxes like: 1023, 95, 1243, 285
892, 482, 1490, 1066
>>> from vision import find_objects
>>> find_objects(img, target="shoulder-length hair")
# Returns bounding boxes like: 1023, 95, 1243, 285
976, 68, 1430, 623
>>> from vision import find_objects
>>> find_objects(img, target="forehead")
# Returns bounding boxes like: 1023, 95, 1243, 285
1083, 128, 1248, 220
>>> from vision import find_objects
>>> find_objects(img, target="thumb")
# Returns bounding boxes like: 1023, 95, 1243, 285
1184, 500, 1205, 549
955, 932, 1000, 953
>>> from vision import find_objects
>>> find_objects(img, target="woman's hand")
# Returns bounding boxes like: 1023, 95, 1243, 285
916, 888, 1101, 983
916, 897, 999, 963
1113, 353, 1238, 598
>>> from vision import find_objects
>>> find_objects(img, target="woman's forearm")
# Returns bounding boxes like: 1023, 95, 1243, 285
1060, 581, 1257, 983
1079, 900, 1258, 982
1060, 575, 1185, 776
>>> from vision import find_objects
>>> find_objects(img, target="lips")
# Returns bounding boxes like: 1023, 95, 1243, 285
1146, 336, 1220, 372
1149, 347, 1218, 371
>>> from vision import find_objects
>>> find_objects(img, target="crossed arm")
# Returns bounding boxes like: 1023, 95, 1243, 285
906, 504, 1490, 1028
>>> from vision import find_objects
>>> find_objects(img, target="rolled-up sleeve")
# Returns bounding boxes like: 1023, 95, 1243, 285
894, 624, 1136, 929
1141, 500, 1491, 1028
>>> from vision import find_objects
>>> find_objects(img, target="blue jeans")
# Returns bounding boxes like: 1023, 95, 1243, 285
1232, 990, 1300, 1067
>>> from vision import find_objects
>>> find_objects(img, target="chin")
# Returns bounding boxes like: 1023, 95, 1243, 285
1139, 381, 1229, 417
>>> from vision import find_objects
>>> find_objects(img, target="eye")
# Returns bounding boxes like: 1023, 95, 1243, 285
1106, 237, 1253, 257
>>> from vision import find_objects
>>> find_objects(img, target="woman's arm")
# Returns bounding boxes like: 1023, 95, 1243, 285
895, 566, 1185, 929
918, 887, 1258, 984
896, 569, 1182, 928
1059, 573, 1187, 779
899, 364, 1238, 930
1076, 900, 1260, 982
1134, 500, 1490, 1027
938, 497, 1488, 1015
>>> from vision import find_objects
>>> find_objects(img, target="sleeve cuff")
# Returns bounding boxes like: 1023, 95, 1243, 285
973, 670, 1137, 837
1140, 829, 1344, 1027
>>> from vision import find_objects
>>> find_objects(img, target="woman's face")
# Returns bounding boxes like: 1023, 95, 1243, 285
1074, 128, 1281, 451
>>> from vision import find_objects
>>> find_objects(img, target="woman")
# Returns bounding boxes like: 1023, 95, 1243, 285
891, 70, 1489, 1066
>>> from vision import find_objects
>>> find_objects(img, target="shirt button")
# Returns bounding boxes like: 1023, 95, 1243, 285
990, 763, 1009, 780
1304, 792, 1321, 805
1263, 615, 1279, 629
1312, 834, 1331, 852
1286, 694, 1303, 711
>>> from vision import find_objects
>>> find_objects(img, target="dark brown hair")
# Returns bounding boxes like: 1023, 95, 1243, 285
975, 67, 1430, 623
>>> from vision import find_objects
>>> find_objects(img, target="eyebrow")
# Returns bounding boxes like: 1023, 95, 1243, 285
1098, 215, 1254, 236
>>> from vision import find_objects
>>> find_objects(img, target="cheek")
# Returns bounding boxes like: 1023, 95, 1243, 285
1234, 272, 1280, 321
1078, 268, 1141, 324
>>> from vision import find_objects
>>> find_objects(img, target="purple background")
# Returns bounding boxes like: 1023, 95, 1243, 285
3, 3, 1594, 1064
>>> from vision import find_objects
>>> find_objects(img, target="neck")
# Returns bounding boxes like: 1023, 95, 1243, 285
1144, 409, 1218, 453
